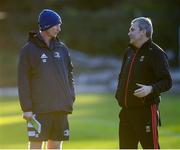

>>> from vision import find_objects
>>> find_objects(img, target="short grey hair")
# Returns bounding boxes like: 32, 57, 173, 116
131, 17, 153, 38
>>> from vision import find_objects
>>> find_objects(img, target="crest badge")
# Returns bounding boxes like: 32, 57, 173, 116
54, 52, 60, 58
139, 56, 145, 62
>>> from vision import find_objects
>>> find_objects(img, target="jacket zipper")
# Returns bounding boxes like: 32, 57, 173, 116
124, 50, 139, 108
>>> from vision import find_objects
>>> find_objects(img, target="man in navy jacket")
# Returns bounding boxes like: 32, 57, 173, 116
115, 17, 172, 149
18, 9, 75, 149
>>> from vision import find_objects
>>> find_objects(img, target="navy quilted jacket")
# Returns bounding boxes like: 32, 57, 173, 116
18, 32, 75, 114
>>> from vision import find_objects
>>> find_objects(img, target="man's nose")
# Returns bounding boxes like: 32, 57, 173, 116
58, 27, 61, 32
56, 24, 61, 32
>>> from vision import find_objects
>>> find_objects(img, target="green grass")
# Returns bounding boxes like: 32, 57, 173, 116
0, 93, 180, 149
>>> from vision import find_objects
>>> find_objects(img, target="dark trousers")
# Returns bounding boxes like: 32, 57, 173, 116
119, 104, 160, 149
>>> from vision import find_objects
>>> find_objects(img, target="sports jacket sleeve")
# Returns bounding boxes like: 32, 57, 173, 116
150, 50, 172, 95
67, 51, 75, 102
115, 50, 128, 100
18, 47, 32, 112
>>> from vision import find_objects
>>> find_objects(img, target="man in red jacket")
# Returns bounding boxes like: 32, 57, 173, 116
115, 17, 172, 149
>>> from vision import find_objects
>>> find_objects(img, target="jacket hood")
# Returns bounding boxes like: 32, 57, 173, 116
28, 31, 59, 50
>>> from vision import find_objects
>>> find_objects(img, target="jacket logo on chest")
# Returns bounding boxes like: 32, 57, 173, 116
139, 56, 145, 62
54, 52, 60, 58
40, 53, 48, 63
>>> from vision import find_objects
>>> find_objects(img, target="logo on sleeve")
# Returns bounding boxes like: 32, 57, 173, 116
41, 53, 48, 62
64, 129, 69, 137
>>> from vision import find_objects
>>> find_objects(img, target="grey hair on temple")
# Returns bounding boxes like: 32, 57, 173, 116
131, 17, 153, 38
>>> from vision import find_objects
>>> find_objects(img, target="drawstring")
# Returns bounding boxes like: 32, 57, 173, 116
157, 104, 161, 127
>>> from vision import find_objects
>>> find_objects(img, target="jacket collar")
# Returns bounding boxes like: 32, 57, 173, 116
28, 31, 59, 50
129, 39, 152, 52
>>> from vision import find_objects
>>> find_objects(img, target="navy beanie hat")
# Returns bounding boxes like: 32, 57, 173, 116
38, 9, 62, 31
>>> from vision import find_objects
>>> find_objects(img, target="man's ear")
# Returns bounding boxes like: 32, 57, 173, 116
142, 29, 147, 36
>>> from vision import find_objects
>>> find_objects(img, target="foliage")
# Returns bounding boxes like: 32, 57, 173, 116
0, 0, 179, 58
0, 0, 179, 86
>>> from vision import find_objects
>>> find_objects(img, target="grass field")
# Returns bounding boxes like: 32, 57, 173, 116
0, 93, 180, 149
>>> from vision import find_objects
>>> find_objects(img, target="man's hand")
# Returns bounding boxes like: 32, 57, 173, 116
133, 83, 152, 98
23, 111, 33, 121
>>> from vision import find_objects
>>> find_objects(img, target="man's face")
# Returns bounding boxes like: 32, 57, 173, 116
128, 22, 144, 46
45, 24, 61, 38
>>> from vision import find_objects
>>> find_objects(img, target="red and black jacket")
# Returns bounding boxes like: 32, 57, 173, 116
115, 39, 172, 108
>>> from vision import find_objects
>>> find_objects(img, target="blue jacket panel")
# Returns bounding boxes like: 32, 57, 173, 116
18, 32, 75, 114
